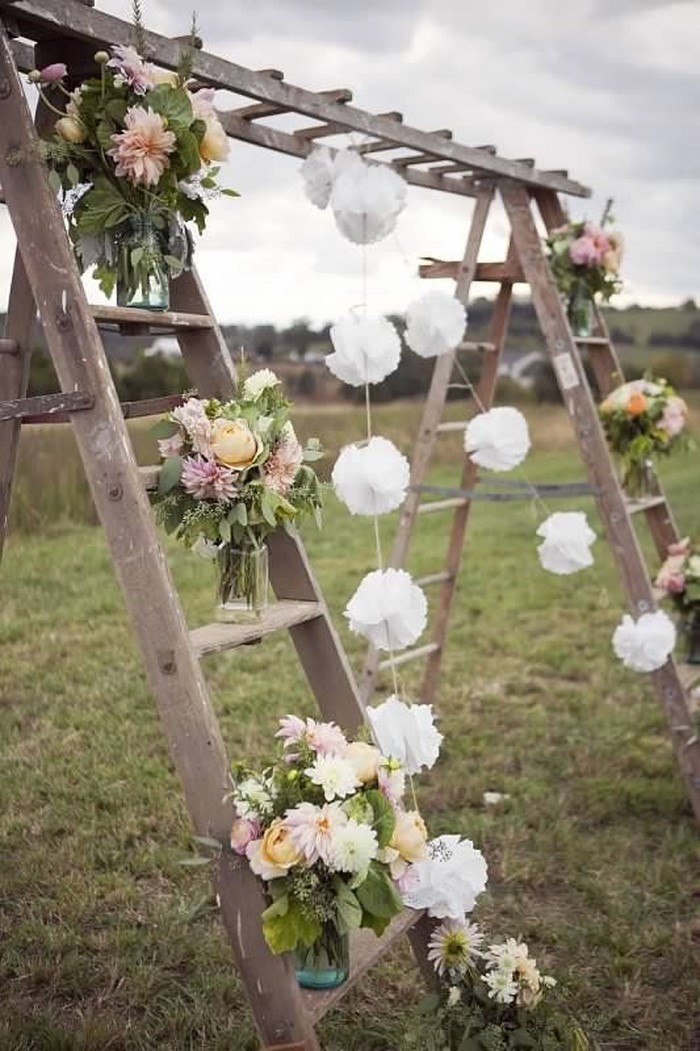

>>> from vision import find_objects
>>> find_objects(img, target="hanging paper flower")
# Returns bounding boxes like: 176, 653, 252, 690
300, 146, 336, 209
404, 291, 467, 358
345, 568, 427, 651
536, 511, 597, 575
401, 835, 488, 919
464, 406, 531, 472
330, 161, 407, 245
332, 437, 410, 516
366, 694, 443, 775
326, 315, 401, 387
612, 609, 676, 673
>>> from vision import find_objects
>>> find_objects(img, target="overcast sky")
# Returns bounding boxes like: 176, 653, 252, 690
2, 0, 698, 326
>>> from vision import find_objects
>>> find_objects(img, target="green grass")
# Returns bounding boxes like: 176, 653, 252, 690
1, 401, 700, 1050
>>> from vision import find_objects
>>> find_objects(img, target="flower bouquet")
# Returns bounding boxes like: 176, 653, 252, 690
150, 370, 323, 620
655, 537, 700, 664
598, 376, 688, 498
29, 13, 236, 311
545, 211, 622, 337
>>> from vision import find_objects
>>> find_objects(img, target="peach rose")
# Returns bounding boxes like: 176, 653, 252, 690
55, 116, 87, 144
247, 818, 302, 879
345, 741, 381, 783
626, 391, 646, 417
200, 118, 230, 162
389, 809, 428, 863
210, 418, 258, 469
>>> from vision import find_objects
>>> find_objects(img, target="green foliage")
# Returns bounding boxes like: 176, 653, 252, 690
261, 893, 321, 954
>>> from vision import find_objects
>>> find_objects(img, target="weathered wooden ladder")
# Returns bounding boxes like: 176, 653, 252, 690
360, 182, 700, 824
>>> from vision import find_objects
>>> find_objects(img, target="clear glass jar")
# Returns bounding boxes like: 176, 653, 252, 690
294, 923, 349, 990
620, 458, 658, 501
566, 281, 594, 337
215, 542, 269, 623
114, 214, 169, 311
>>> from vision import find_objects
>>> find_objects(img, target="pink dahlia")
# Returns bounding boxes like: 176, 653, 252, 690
275, 715, 347, 757
109, 106, 176, 187
190, 87, 216, 120
181, 455, 238, 502
569, 235, 599, 267
107, 44, 155, 94
157, 433, 184, 458
284, 801, 347, 865
263, 435, 303, 495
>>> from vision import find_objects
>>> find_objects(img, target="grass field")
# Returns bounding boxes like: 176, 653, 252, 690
1, 400, 700, 1050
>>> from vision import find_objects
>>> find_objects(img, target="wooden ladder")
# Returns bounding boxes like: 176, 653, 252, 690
0, 26, 433, 1049
362, 181, 700, 824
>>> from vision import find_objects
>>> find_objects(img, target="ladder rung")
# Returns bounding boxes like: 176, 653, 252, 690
190, 600, 323, 658
677, 663, 700, 694
414, 571, 454, 587
460, 340, 496, 353
436, 420, 466, 433
0, 337, 19, 354
0, 390, 93, 422
23, 394, 187, 426
573, 336, 609, 345
90, 305, 214, 332
378, 642, 440, 670
624, 495, 666, 514
301, 908, 423, 1023
417, 497, 469, 514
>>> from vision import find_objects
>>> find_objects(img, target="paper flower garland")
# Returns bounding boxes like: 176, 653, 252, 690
366, 695, 443, 775
345, 568, 427, 650
326, 314, 402, 387
332, 437, 410, 516
330, 159, 407, 245
536, 511, 597, 575
612, 609, 676, 672
404, 291, 467, 358
464, 406, 531, 472
300, 146, 365, 210
401, 835, 488, 919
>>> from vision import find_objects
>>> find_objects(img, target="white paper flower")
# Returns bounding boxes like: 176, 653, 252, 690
326, 315, 401, 387
401, 835, 488, 919
242, 368, 280, 400
536, 511, 597, 575
366, 695, 443, 775
332, 437, 410, 516
300, 145, 336, 209
330, 161, 407, 244
345, 569, 427, 651
464, 406, 531, 472
612, 610, 676, 673
404, 292, 467, 358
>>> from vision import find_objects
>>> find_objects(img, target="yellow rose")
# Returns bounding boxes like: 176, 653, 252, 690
200, 118, 230, 162
390, 809, 428, 863
260, 819, 302, 870
55, 116, 87, 144
602, 248, 620, 274
151, 68, 180, 87
210, 418, 258, 469
345, 741, 381, 783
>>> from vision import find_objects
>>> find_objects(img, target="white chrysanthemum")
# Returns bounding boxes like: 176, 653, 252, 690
536, 511, 597, 575
427, 919, 484, 976
483, 967, 518, 1005
330, 161, 407, 244
242, 368, 280, 400
345, 569, 427, 651
464, 406, 531, 472
612, 609, 676, 673
329, 819, 378, 874
305, 755, 361, 802
366, 695, 442, 775
401, 835, 488, 919
404, 292, 467, 358
332, 437, 410, 516
326, 315, 402, 387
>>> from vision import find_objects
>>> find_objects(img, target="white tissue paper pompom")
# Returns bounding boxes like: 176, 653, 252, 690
300, 146, 336, 209
404, 291, 467, 358
326, 315, 401, 387
345, 568, 427, 651
330, 161, 407, 245
401, 835, 488, 919
332, 437, 410, 516
612, 610, 676, 673
464, 406, 531, 472
536, 511, 597, 575
366, 694, 443, 775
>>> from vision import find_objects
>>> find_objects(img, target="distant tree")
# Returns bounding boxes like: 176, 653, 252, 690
681, 298, 697, 311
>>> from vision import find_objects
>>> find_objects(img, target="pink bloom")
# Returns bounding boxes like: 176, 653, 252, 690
181, 455, 238, 502
39, 63, 67, 83
230, 816, 259, 855
658, 396, 687, 439
108, 44, 155, 94
276, 716, 347, 757
665, 573, 687, 594
378, 761, 406, 804
108, 106, 176, 187
262, 436, 303, 495
190, 87, 216, 120
284, 802, 347, 864
275, 714, 307, 744
171, 398, 212, 455
569, 236, 599, 267
668, 537, 691, 557
394, 864, 419, 895
158, 433, 184, 458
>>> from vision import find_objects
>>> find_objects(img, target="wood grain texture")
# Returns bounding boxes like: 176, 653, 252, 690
0, 390, 93, 421
190, 601, 323, 657
90, 303, 213, 330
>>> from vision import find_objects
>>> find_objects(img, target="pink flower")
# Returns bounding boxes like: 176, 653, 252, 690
39, 63, 67, 83
658, 396, 687, 439
108, 106, 176, 187
284, 802, 347, 865
275, 714, 307, 744
569, 236, 600, 267
108, 44, 155, 94
394, 864, 419, 895
230, 816, 260, 855
276, 715, 347, 757
171, 398, 212, 455
158, 433, 184, 458
181, 455, 238, 502
378, 760, 406, 804
262, 435, 303, 495
190, 87, 216, 120
668, 537, 691, 557
665, 573, 687, 594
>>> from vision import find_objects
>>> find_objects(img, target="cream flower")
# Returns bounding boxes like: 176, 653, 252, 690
210, 418, 259, 470
390, 809, 428, 863
345, 741, 381, 783
305, 755, 361, 802
246, 819, 302, 880
427, 918, 484, 976
108, 106, 176, 187
200, 118, 230, 162
242, 368, 281, 400
284, 801, 347, 864
55, 116, 87, 144
329, 819, 378, 874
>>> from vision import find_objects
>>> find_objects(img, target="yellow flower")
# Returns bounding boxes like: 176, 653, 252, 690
260, 819, 302, 870
390, 809, 428, 863
150, 68, 180, 87
55, 116, 87, 144
200, 118, 230, 162
602, 248, 620, 274
210, 418, 258, 469
345, 741, 381, 783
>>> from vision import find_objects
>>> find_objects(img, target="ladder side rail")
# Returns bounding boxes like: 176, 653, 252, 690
169, 268, 239, 396
502, 182, 700, 823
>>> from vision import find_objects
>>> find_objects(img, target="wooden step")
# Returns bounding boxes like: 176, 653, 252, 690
23, 394, 187, 426
90, 304, 214, 332
0, 390, 93, 422
573, 336, 609, 346
378, 642, 440, 671
436, 420, 466, 434
301, 908, 423, 1023
624, 495, 665, 514
458, 340, 496, 353
414, 571, 453, 587
190, 600, 323, 657
417, 497, 469, 514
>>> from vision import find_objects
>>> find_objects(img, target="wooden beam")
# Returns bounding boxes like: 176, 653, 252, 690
5, 0, 590, 196
230, 87, 352, 122
294, 111, 402, 141
418, 259, 526, 281
0, 390, 93, 421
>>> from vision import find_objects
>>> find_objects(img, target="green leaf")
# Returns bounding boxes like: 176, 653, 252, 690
147, 85, 194, 129
48, 169, 62, 195
221, 188, 241, 197
261, 892, 289, 922
333, 879, 363, 934
175, 128, 202, 177
358, 909, 390, 937
149, 418, 179, 439
355, 861, 403, 919
190, 117, 206, 142
77, 177, 130, 233
191, 835, 222, 852
96, 119, 116, 151
157, 455, 183, 495
105, 98, 128, 124
262, 896, 321, 955
363, 789, 396, 849
164, 254, 185, 273
66, 163, 80, 187
131, 246, 144, 267
218, 518, 231, 543
179, 855, 213, 867
418, 993, 441, 1015
260, 491, 278, 528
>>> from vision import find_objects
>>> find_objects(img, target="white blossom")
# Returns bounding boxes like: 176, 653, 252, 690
329, 819, 378, 874
326, 315, 402, 387
612, 609, 676, 673
536, 511, 597, 575
366, 695, 442, 775
330, 160, 407, 244
345, 568, 427, 651
464, 406, 530, 472
404, 291, 467, 358
242, 368, 281, 400
401, 835, 488, 918
332, 437, 409, 516
305, 755, 361, 802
